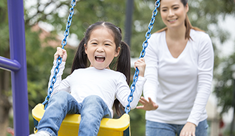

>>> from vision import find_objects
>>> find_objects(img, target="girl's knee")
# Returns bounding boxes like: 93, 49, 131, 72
49, 91, 71, 103
83, 95, 103, 104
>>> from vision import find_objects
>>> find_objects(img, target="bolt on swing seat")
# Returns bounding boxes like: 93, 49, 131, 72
32, 0, 160, 135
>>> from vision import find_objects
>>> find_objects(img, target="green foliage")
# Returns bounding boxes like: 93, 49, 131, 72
1, 0, 235, 134
130, 108, 146, 136
214, 52, 235, 114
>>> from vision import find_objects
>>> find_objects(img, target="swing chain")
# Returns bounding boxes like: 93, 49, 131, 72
125, 0, 160, 114
42, 0, 77, 108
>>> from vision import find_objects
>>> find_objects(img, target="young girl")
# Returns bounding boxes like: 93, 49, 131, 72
136, 0, 214, 136
30, 22, 146, 136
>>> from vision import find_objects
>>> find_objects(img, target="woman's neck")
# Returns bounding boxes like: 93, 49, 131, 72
166, 25, 186, 41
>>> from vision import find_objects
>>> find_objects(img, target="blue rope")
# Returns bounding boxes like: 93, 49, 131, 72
42, 0, 77, 109
125, 0, 160, 114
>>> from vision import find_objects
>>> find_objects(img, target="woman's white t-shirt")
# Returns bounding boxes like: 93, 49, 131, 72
144, 29, 214, 126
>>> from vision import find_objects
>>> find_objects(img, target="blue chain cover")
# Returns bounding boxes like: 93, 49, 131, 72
125, 0, 160, 114
42, 0, 77, 109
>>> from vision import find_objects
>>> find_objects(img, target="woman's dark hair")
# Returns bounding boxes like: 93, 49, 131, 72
156, 0, 203, 39
71, 22, 131, 116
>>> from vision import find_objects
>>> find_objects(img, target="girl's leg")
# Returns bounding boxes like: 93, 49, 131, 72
37, 91, 81, 136
146, 120, 177, 136
78, 95, 111, 136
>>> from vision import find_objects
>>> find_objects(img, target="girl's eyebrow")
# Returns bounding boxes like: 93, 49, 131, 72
89, 39, 98, 42
104, 40, 113, 44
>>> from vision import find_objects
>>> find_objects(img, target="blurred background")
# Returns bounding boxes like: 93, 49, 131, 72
0, 0, 235, 135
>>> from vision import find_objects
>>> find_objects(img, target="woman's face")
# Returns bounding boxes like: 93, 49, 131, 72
160, 0, 188, 29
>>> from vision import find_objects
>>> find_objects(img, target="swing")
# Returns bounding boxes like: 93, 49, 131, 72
32, 0, 160, 135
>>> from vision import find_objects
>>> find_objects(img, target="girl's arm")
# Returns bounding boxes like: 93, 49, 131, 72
116, 74, 146, 110
116, 57, 147, 109
49, 47, 71, 96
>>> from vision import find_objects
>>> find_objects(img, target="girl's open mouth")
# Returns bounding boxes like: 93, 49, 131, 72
95, 56, 105, 62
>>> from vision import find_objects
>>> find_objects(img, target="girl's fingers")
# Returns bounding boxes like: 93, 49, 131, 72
54, 47, 67, 61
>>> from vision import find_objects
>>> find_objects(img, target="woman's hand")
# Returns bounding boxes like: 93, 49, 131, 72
136, 97, 159, 111
134, 58, 146, 77
54, 47, 67, 62
180, 122, 196, 136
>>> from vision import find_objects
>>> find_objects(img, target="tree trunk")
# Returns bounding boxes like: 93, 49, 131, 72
0, 94, 11, 136
0, 48, 12, 136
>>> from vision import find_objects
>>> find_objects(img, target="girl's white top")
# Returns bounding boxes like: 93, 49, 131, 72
144, 29, 214, 126
49, 63, 146, 117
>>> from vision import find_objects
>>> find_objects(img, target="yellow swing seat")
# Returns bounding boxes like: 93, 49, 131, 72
32, 103, 130, 136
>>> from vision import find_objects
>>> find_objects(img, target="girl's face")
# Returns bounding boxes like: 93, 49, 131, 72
160, 0, 188, 29
84, 27, 120, 70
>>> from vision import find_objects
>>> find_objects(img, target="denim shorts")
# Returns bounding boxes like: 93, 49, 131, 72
146, 119, 208, 136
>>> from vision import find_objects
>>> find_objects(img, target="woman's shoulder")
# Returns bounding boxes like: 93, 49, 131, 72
148, 31, 165, 45
190, 29, 211, 41
152, 31, 165, 38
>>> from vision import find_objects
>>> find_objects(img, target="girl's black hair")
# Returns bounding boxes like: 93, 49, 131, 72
71, 22, 131, 116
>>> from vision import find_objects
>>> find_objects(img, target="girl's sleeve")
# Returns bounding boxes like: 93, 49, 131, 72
116, 74, 146, 109
187, 34, 214, 126
143, 36, 159, 104
48, 60, 71, 96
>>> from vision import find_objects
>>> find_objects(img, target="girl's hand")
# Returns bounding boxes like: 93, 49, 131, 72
180, 122, 196, 136
54, 47, 67, 62
136, 97, 159, 111
134, 58, 146, 77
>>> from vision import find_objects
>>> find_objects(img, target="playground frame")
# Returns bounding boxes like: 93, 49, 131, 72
0, 0, 29, 135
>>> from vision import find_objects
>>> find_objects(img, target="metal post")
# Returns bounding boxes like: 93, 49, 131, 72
230, 78, 235, 136
230, 65, 235, 136
7, 0, 29, 135
124, 0, 134, 46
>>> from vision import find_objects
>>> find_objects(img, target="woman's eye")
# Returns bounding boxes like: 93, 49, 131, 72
173, 7, 179, 10
162, 9, 167, 12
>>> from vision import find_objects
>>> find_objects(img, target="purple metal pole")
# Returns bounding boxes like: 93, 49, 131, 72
0, 56, 21, 71
7, 0, 29, 135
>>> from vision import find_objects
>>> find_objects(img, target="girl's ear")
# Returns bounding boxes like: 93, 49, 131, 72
115, 47, 121, 57
84, 44, 87, 54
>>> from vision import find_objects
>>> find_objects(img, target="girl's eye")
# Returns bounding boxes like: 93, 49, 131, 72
162, 9, 167, 12
105, 44, 111, 46
92, 43, 97, 45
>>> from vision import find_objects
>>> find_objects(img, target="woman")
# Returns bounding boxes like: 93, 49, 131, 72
136, 0, 214, 136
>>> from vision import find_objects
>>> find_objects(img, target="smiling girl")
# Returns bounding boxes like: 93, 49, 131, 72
30, 22, 146, 136
136, 0, 214, 136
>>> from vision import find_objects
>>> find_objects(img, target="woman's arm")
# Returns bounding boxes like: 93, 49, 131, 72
187, 34, 214, 126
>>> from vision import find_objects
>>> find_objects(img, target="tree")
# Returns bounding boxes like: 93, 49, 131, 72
1, 0, 235, 135
0, 1, 13, 136
214, 53, 235, 114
